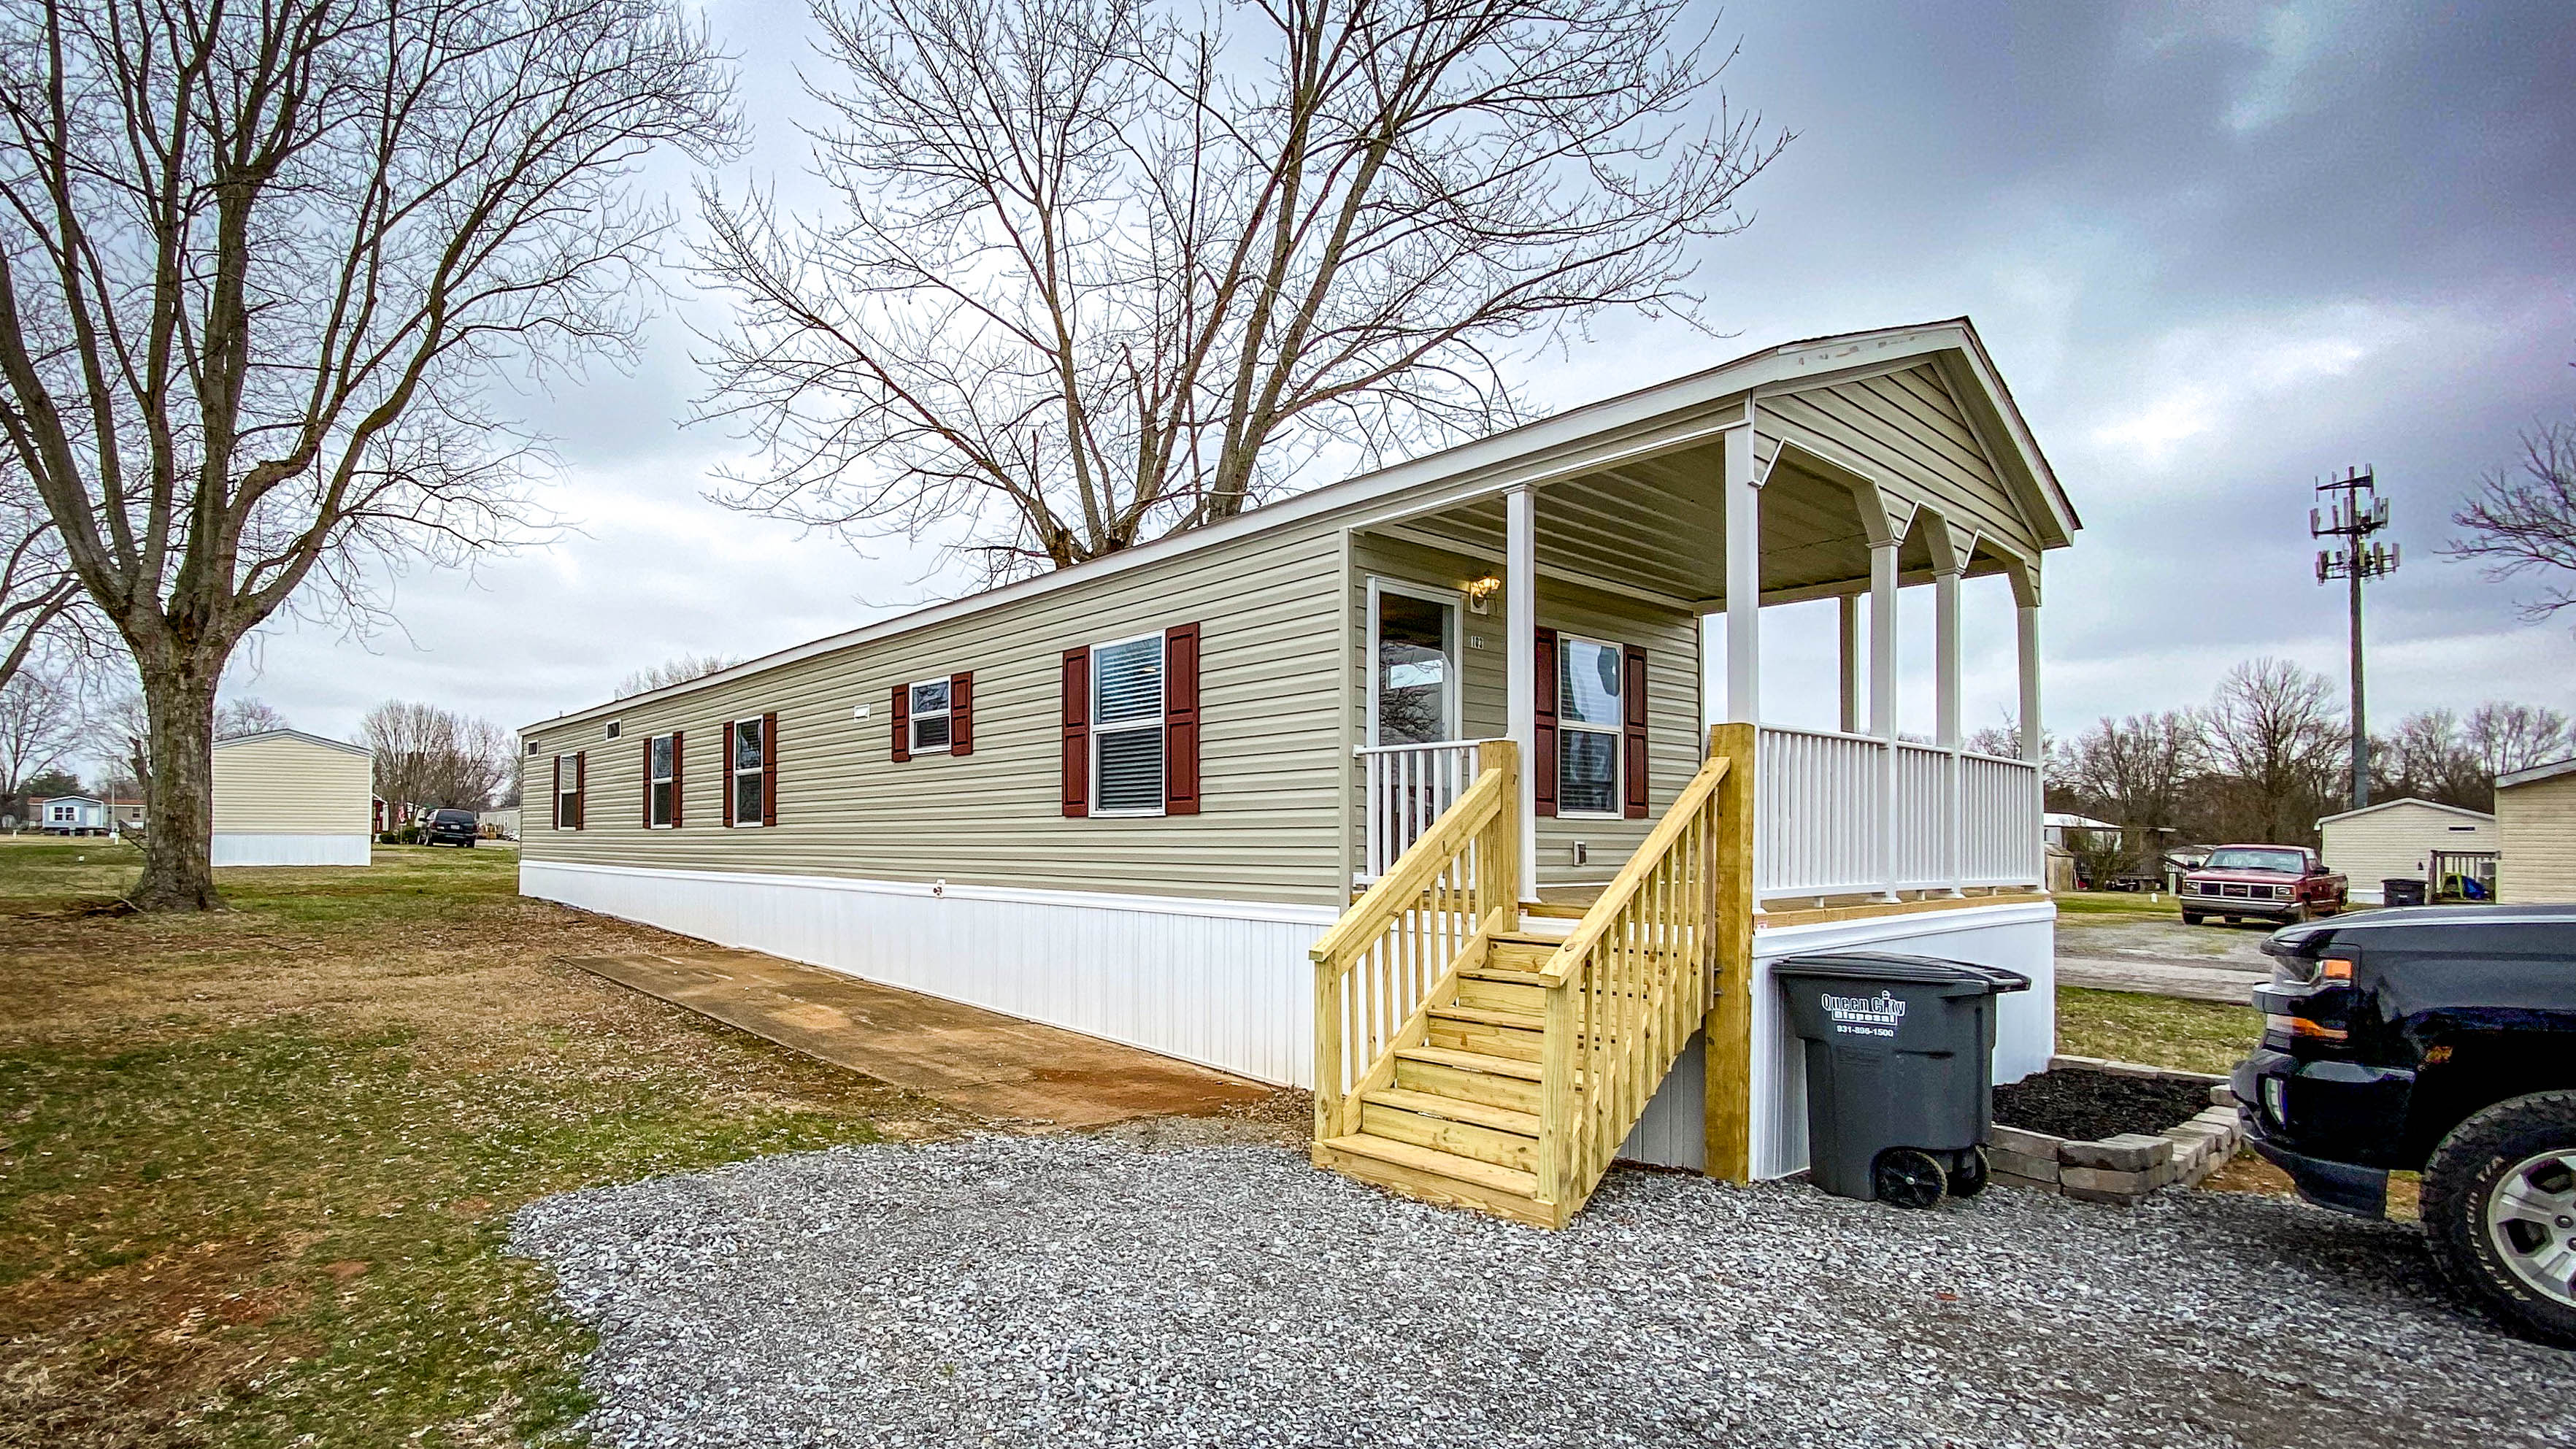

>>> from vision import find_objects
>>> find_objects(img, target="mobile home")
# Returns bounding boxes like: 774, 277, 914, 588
211, 729, 375, 866
520, 318, 2075, 1225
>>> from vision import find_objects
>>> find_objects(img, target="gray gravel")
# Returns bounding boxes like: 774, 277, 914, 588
512, 1135, 2576, 1448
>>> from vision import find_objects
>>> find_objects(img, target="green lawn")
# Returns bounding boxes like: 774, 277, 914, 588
2053, 985, 2263, 1077
0, 837, 942, 1448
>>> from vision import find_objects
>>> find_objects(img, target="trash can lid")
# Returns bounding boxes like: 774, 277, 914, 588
1774, 952, 2032, 994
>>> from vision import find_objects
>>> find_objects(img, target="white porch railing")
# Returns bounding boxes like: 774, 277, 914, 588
1755, 725, 2042, 901
1356, 739, 1494, 881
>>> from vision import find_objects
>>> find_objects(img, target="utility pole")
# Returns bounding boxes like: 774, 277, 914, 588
2312, 466, 2398, 811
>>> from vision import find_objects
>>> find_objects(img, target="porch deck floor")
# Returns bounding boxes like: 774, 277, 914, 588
561, 948, 1277, 1130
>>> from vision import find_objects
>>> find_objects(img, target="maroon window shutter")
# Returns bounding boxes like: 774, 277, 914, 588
552, 756, 563, 829
761, 712, 778, 826
574, 751, 587, 830
723, 720, 737, 827
1623, 644, 1650, 819
1164, 623, 1200, 815
1533, 627, 1558, 818
950, 671, 974, 756
891, 684, 911, 764
672, 730, 685, 828
642, 739, 654, 828
1060, 647, 1091, 818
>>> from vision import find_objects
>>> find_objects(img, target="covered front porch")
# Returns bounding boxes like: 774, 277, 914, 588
1310, 328, 2075, 1224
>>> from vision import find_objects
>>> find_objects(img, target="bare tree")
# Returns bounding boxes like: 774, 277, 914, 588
2202, 658, 2347, 844
0, 468, 77, 691
2466, 700, 2573, 779
0, 0, 737, 909
361, 700, 515, 812
2055, 710, 2202, 858
0, 656, 79, 812
214, 697, 290, 739
696, 0, 1785, 581
2372, 708, 2489, 811
617, 652, 739, 698
2450, 420, 2576, 627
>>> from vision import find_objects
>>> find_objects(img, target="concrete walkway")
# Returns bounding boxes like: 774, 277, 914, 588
562, 948, 1277, 1129
2053, 954, 2269, 1004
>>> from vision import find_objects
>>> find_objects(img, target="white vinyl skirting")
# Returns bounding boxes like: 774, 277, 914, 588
520, 861, 1332, 1088
1620, 899, 2057, 1177
211, 832, 373, 867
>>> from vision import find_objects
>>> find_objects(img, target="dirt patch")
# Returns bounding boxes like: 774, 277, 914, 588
1993, 1068, 2213, 1142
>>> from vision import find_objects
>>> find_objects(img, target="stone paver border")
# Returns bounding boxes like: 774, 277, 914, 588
1988, 1054, 2243, 1205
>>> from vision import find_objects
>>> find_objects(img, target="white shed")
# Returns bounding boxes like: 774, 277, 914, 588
2317, 797, 2496, 904
211, 729, 375, 866
2496, 757, 2576, 904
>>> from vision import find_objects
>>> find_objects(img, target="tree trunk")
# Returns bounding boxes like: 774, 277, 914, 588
131, 664, 221, 911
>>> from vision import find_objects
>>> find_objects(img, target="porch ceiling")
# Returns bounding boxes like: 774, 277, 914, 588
1388, 445, 2010, 607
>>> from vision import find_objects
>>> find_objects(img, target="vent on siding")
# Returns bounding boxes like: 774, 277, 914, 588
605, 720, 621, 739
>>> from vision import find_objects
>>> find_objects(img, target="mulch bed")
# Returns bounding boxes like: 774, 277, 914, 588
1993, 1068, 2212, 1142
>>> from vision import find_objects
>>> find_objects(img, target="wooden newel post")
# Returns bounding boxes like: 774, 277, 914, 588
1477, 738, 1520, 927
1703, 722, 1758, 1182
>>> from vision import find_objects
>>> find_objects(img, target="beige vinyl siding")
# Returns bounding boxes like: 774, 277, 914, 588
523, 518, 1348, 907
211, 734, 373, 834
2498, 775, 2576, 904
1348, 531, 1704, 889
1759, 365, 2040, 560
2318, 799, 2495, 894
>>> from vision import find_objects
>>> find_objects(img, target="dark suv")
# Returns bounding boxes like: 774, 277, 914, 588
2235, 904, 2576, 1345
423, 809, 480, 847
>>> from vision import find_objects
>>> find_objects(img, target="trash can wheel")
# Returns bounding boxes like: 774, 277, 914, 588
1948, 1145, 1991, 1199
1872, 1148, 1949, 1209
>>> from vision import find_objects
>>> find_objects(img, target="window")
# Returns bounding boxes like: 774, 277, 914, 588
1557, 635, 1622, 816
908, 679, 951, 753
554, 754, 583, 829
647, 733, 677, 827
1091, 634, 1165, 815
730, 717, 768, 826
1369, 583, 1457, 746
605, 720, 621, 739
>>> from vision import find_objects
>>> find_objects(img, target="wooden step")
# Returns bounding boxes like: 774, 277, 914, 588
1426, 1004, 1545, 1062
1456, 972, 1546, 1013
1361, 1087, 1542, 1139
1313, 1134, 1563, 1228
1392, 1045, 1542, 1112
1486, 937, 1560, 973
1358, 1099, 1536, 1172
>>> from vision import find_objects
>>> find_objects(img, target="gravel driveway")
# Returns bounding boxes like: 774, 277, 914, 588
513, 1136, 2576, 1448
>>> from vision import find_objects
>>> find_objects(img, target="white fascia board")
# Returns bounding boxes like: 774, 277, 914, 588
524, 318, 2030, 736
215, 728, 373, 758
2498, 756, 2576, 791
2314, 796, 2498, 828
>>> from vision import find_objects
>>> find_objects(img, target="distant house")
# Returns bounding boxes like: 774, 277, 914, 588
33, 796, 109, 835
2042, 811, 2118, 849
212, 729, 374, 866
2318, 797, 2498, 904
2495, 757, 2576, 904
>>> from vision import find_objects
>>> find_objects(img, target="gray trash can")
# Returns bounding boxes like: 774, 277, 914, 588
2382, 877, 2427, 908
1776, 953, 2031, 1207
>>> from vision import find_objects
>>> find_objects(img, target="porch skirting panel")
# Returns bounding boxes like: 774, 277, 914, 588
1618, 899, 2057, 1178
212, 832, 372, 866
520, 861, 1331, 1088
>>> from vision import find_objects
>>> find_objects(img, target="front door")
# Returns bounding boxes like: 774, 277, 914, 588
1369, 583, 1458, 747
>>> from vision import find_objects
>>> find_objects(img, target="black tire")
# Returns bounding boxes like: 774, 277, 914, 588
1872, 1148, 1948, 1209
465, 838, 476, 848
2423, 1090, 2576, 1348
2287, 902, 2312, 924
1950, 1145, 1991, 1198
2182, 911, 2204, 925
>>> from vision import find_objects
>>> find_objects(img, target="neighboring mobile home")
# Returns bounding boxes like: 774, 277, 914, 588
2317, 797, 2497, 903
520, 318, 2075, 1223
2496, 757, 2576, 904
212, 730, 374, 866
34, 795, 109, 835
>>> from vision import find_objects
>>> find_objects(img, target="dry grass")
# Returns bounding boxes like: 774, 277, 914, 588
0, 837, 962, 1448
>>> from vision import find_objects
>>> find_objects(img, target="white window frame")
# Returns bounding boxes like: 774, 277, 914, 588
1089, 631, 1166, 818
1556, 631, 1624, 820
647, 733, 677, 828
1364, 577, 1463, 748
728, 717, 767, 829
554, 754, 581, 829
907, 677, 953, 756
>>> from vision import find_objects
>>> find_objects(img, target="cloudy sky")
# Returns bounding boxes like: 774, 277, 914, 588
215, 0, 2576, 755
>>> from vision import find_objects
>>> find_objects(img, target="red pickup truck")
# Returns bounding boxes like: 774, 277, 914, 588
2180, 845, 2348, 926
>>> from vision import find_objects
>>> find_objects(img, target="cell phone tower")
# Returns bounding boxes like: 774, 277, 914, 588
2312, 466, 2398, 811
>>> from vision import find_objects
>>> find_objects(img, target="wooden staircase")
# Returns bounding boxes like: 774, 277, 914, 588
1310, 734, 1747, 1228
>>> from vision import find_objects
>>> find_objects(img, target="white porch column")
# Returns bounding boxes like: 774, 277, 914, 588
1837, 593, 1860, 735
1723, 419, 1761, 723
1869, 535, 1899, 900
1505, 482, 1537, 900
2013, 559, 2044, 764
1935, 561, 1964, 894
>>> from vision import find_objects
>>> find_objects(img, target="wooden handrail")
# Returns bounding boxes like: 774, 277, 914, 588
1310, 765, 1505, 967
1540, 754, 1729, 980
